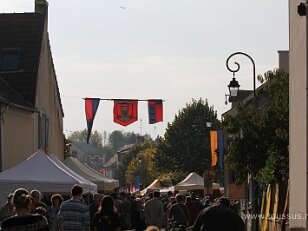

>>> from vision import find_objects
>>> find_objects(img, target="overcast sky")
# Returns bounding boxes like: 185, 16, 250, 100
2, 0, 289, 139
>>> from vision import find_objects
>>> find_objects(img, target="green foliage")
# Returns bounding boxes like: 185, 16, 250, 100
125, 145, 159, 187
63, 135, 72, 159
68, 129, 103, 147
157, 172, 188, 185
67, 129, 149, 162
117, 141, 153, 187
223, 69, 289, 185
108, 130, 152, 154
154, 98, 220, 176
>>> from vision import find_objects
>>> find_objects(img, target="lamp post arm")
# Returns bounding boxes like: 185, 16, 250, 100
226, 52, 256, 98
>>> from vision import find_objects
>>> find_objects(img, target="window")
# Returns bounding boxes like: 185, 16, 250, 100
39, 113, 49, 150
0, 48, 20, 71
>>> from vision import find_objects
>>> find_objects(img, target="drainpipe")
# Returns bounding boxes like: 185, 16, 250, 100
0, 104, 8, 172
0, 105, 2, 172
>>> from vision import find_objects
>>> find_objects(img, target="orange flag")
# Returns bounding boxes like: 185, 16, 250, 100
210, 131, 218, 167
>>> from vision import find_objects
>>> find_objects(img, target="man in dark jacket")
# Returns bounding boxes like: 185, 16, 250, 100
89, 193, 101, 231
168, 194, 189, 228
192, 196, 245, 231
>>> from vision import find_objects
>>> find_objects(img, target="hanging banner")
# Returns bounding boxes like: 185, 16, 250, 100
85, 98, 100, 143
210, 130, 218, 167
130, 176, 140, 193
113, 100, 138, 126
148, 99, 163, 124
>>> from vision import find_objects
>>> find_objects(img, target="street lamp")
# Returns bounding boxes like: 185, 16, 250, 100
228, 76, 240, 97
226, 51, 256, 99
225, 51, 257, 231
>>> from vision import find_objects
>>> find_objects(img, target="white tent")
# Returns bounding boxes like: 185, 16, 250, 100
174, 172, 220, 191
0, 150, 97, 205
160, 186, 175, 195
48, 154, 97, 193
63, 157, 119, 192
140, 179, 165, 196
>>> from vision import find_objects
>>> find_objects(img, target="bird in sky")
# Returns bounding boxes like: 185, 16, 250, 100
120, 6, 126, 9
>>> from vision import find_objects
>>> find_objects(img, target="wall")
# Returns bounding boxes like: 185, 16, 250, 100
35, 21, 64, 160
289, 0, 308, 229
2, 107, 35, 170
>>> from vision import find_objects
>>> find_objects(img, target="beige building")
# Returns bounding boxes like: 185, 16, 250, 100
289, 0, 308, 230
0, 0, 64, 171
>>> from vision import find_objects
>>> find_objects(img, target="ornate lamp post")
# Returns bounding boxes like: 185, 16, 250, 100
226, 52, 256, 99
226, 52, 257, 231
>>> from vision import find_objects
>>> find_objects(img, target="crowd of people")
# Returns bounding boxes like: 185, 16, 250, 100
0, 184, 244, 231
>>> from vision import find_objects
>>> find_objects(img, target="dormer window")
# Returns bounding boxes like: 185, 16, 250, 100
0, 48, 20, 71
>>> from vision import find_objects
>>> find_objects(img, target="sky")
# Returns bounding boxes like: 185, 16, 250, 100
2, 0, 289, 139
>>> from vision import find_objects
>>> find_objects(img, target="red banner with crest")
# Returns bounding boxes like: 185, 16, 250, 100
113, 100, 138, 126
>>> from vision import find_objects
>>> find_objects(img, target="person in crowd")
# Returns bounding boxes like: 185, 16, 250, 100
231, 200, 241, 215
134, 198, 146, 231
145, 192, 153, 203
31, 190, 48, 212
164, 196, 176, 229
144, 190, 164, 229
92, 195, 121, 231
127, 193, 137, 229
167, 191, 173, 199
48, 193, 63, 231
0, 193, 15, 222
168, 194, 189, 228
35, 206, 48, 220
192, 196, 245, 231
166, 196, 176, 211
185, 196, 199, 226
1, 188, 49, 231
110, 192, 121, 214
58, 184, 90, 231
191, 193, 203, 212
118, 191, 132, 230
203, 199, 211, 208
89, 193, 101, 231
145, 225, 160, 231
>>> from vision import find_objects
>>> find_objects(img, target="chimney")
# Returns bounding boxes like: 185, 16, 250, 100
35, 0, 48, 15
278, 50, 289, 74
35, 0, 49, 28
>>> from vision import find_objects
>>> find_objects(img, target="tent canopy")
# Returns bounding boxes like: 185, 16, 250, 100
140, 179, 167, 196
63, 157, 119, 192
48, 154, 97, 193
0, 150, 97, 205
160, 186, 175, 195
174, 172, 219, 191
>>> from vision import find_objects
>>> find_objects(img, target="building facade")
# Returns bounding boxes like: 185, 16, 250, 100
289, 1, 308, 230
0, 0, 64, 171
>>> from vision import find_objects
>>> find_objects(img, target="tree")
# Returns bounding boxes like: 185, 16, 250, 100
117, 141, 153, 187
125, 145, 159, 187
223, 69, 289, 185
68, 129, 103, 147
154, 98, 220, 176
108, 130, 125, 151
64, 135, 71, 158
108, 130, 150, 152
